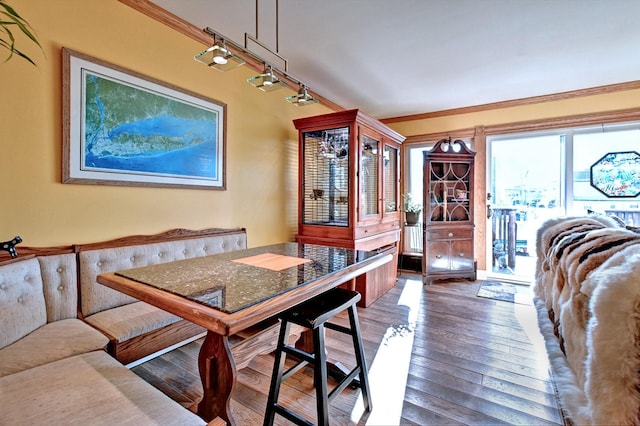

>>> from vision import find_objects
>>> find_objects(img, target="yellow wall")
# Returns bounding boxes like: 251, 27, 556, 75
0, 0, 330, 246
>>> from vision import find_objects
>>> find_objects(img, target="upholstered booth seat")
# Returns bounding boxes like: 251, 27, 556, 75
77, 230, 246, 364
0, 256, 109, 377
0, 253, 206, 425
0, 350, 206, 425
84, 301, 183, 343
0, 318, 108, 377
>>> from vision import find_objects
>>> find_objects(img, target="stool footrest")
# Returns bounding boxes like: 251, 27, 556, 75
282, 359, 309, 382
328, 366, 361, 403
282, 344, 315, 363
324, 322, 351, 335
273, 404, 314, 426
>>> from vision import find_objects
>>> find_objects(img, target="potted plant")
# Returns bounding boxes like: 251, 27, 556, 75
1, 1, 41, 65
403, 193, 422, 225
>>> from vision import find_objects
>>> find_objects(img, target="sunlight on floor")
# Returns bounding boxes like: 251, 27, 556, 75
514, 296, 552, 377
350, 277, 422, 425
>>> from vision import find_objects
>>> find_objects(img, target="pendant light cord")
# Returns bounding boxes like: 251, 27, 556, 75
255, 0, 279, 52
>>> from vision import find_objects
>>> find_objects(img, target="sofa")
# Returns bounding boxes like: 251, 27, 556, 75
0, 227, 246, 425
534, 214, 640, 424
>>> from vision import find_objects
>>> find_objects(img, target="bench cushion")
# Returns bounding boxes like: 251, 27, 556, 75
37, 253, 78, 322
84, 300, 184, 342
0, 318, 109, 377
0, 258, 47, 349
0, 350, 206, 425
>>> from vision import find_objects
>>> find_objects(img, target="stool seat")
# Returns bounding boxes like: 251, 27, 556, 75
263, 287, 372, 426
282, 288, 361, 329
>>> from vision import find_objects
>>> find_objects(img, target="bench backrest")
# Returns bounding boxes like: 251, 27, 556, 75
77, 228, 247, 317
0, 253, 78, 349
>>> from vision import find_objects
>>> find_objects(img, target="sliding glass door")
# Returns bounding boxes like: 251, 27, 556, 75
487, 123, 640, 284
487, 134, 564, 283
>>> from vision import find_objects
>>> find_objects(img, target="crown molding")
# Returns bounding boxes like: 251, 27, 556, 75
382, 80, 640, 124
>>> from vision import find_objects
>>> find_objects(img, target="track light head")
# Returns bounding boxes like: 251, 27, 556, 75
212, 47, 229, 65
194, 40, 245, 72
286, 85, 319, 106
247, 65, 288, 92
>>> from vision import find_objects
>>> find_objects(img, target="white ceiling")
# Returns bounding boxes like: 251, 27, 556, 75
150, 0, 640, 119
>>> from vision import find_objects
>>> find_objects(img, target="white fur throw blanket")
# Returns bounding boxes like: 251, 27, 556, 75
534, 215, 640, 425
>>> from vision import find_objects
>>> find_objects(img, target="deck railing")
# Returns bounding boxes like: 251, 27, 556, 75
605, 210, 640, 226
492, 208, 517, 269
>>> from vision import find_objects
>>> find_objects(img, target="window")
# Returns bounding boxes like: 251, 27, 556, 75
484, 122, 640, 280
403, 140, 473, 254
571, 126, 640, 225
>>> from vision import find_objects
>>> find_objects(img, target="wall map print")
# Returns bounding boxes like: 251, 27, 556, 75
62, 48, 226, 189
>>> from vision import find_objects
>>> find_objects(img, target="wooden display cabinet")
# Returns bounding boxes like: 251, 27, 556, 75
422, 138, 476, 285
293, 109, 404, 306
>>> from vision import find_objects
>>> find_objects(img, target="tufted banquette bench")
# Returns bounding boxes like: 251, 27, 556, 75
74, 228, 247, 364
0, 253, 211, 425
0, 227, 247, 425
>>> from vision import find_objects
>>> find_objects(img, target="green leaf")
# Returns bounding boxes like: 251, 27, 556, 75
0, 2, 24, 19
0, 1, 41, 65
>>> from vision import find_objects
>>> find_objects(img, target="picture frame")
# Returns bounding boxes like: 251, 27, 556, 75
62, 48, 226, 190
590, 150, 640, 198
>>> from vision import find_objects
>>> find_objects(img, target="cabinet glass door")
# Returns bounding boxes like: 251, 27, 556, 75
360, 134, 379, 217
383, 144, 399, 213
301, 126, 350, 226
428, 161, 471, 222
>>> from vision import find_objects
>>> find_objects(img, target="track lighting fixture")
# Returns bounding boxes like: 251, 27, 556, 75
196, 1, 321, 106
194, 39, 245, 72
286, 85, 319, 106
196, 29, 319, 106
247, 65, 288, 92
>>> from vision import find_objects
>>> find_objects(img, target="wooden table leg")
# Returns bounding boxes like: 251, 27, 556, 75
197, 331, 236, 425
345, 277, 356, 291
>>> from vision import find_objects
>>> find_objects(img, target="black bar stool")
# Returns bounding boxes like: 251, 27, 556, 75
263, 288, 372, 426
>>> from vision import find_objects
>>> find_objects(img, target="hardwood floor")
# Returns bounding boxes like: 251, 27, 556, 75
132, 274, 562, 425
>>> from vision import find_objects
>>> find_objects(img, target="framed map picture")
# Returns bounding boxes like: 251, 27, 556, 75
62, 48, 226, 189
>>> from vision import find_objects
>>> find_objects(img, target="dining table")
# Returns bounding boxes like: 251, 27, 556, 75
97, 242, 392, 425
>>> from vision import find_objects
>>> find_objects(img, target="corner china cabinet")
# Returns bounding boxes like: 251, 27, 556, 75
423, 138, 476, 285
293, 109, 405, 306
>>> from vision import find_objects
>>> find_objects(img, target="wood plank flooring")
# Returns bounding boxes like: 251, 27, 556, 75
132, 274, 562, 425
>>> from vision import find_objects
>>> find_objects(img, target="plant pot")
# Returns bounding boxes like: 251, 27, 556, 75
405, 212, 420, 226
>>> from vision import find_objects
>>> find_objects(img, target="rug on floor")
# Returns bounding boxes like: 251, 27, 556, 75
476, 281, 531, 305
